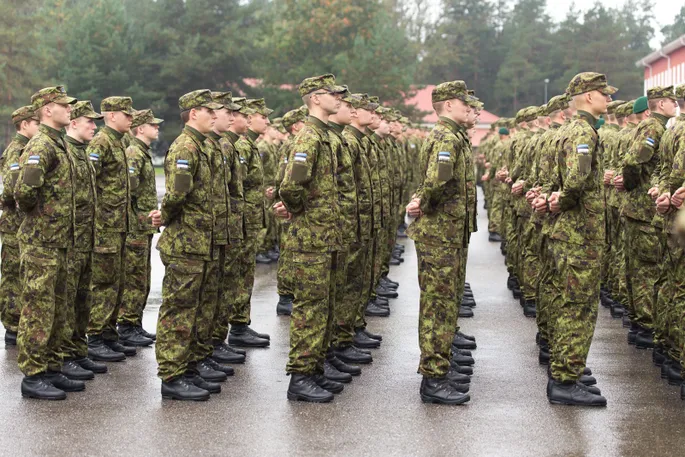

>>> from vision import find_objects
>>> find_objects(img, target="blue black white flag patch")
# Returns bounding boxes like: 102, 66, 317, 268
294, 152, 307, 162
576, 144, 589, 154
646, 138, 655, 147
27, 155, 40, 165
10, 163, 19, 171
438, 151, 451, 161
176, 159, 189, 169
89, 153, 99, 162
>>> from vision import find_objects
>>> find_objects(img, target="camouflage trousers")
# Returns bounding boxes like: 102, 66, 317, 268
229, 234, 258, 326
415, 242, 461, 378
611, 215, 631, 308
371, 227, 388, 301
601, 206, 615, 287
0, 234, 21, 333
520, 220, 543, 302
156, 254, 208, 382
549, 240, 601, 382
624, 218, 663, 331
60, 250, 92, 360
261, 200, 278, 253
332, 248, 350, 347
605, 207, 621, 296
17, 245, 68, 376
277, 223, 294, 297
87, 232, 126, 341
118, 233, 153, 327
211, 242, 242, 344
380, 211, 398, 279
355, 235, 377, 330
504, 206, 519, 276
487, 191, 504, 235
657, 235, 683, 360
286, 251, 337, 375
195, 245, 224, 361
536, 236, 559, 346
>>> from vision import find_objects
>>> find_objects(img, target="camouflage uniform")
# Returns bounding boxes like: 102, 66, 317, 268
548, 72, 616, 382
155, 90, 222, 382
258, 138, 279, 254
87, 97, 135, 343
621, 87, 676, 333
118, 110, 163, 328
281, 74, 344, 374
14, 85, 77, 376
0, 106, 36, 334
407, 80, 471, 378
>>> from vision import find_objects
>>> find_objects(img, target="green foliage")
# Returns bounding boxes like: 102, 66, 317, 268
661, 6, 685, 45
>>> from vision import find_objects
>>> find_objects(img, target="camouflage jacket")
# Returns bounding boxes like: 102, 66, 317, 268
14, 124, 74, 248
157, 126, 214, 260
258, 139, 279, 189
235, 130, 265, 236
550, 111, 604, 245
408, 116, 470, 247
613, 123, 637, 213
538, 122, 572, 236
343, 125, 373, 242
363, 132, 384, 231
600, 124, 621, 209
66, 136, 96, 252
220, 131, 245, 242
529, 124, 561, 226
279, 116, 342, 252
206, 132, 230, 245
88, 125, 132, 249
622, 113, 669, 223
0, 134, 29, 237
329, 122, 358, 246
126, 137, 158, 236
660, 115, 685, 234
456, 127, 477, 232
274, 136, 292, 205
371, 133, 391, 224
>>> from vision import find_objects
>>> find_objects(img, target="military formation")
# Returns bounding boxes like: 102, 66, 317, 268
480, 74, 685, 406
2, 72, 684, 407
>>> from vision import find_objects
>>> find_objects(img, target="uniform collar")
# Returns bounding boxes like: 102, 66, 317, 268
103, 125, 125, 140
651, 112, 669, 127
183, 125, 206, 143
207, 131, 222, 141
246, 129, 260, 144
65, 135, 86, 148
328, 121, 344, 134
14, 133, 29, 146
345, 125, 365, 140
550, 122, 561, 129
307, 116, 329, 132
576, 110, 597, 128
223, 131, 240, 144
438, 116, 465, 136
131, 136, 152, 156
39, 124, 65, 143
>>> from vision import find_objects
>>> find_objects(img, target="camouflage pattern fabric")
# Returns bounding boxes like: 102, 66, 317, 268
61, 250, 92, 359
211, 243, 242, 343
195, 246, 222, 360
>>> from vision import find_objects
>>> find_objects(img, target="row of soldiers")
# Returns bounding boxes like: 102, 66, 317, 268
479, 73, 685, 406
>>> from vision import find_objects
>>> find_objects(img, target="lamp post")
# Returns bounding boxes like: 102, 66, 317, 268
544, 78, 550, 103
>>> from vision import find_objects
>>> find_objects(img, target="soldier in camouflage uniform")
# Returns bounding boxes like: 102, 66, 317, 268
543, 72, 616, 406
14, 86, 82, 400
151, 89, 223, 401
405, 80, 473, 405
86, 96, 138, 360
209, 95, 250, 365
60, 101, 109, 380
256, 123, 281, 263
276, 74, 345, 403
117, 109, 163, 347
227, 98, 272, 348
0, 106, 39, 346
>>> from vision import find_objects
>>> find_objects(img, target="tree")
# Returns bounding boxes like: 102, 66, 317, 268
661, 5, 685, 45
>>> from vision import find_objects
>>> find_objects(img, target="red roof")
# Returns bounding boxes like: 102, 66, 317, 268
404, 85, 499, 125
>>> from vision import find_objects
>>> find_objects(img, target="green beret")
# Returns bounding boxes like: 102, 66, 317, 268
101, 96, 135, 115
633, 96, 648, 114
647, 85, 677, 100
282, 108, 306, 129
178, 89, 222, 112
676, 85, 685, 100
131, 109, 163, 129
31, 86, 76, 110
298, 74, 346, 97
232, 97, 256, 116
566, 72, 617, 97
245, 98, 273, 117
595, 117, 605, 129
432, 80, 468, 103
12, 105, 39, 124
211, 91, 241, 111
546, 94, 570, 114
498, 127, 510, 135
607, 100, 626, 115
70, 101, 103, 121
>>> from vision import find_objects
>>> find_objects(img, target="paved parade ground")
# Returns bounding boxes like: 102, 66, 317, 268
2, 192, 685, 457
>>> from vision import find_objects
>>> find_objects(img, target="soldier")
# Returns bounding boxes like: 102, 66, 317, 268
209, 95, 250, 365
256, 122, 282, 264
276, 74, 345, 403
405, 80, 473, 405
544, 72, 615, 406
0, 106, 39, 346
117, 109, 163, 347
60, 101, 109, 380
150, 89, 223, 401
228, 98, 272, 348
86, 96, 139, 361
14, 86, 82, 400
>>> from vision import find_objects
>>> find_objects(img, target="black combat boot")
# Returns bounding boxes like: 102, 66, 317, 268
354, 329, 381, 349
196, 359, 228, 382
204, 357, 234, 376
276, 295, 293, 316
420, 377, 470, 405
4, 330, 17, 346
44, 371, 86, 392
88, 335, 126, 362
61, 359, 94, 380
523, 300, 537, 318
21, 374, 66, 400
104, 340, 137, 356
635, 331, 654, 349
334, 345, 373, 364
228, 324, 270, 347
161, 377, 210, 401
324, 360, 353, 383
547, 379, 606, 406
287, 374, 334, 403
365, 301, 390, 317
118, 324, 154, 347
458, 306, 474, 318
212, 342, 247, 364
75, 357, 108, 374
328, 354, 361, 376
184, 373, 221, 394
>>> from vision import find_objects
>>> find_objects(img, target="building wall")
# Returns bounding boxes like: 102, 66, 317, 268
643, 47, 685, 92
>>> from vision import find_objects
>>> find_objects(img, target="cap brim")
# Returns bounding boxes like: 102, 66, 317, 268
239, 108, 256, 115
55, 96, 78, 105
600, 85, 618, 95
202, 102, 223, 110
85, 113, 105, 120
123, 108, 136, 115
326, 85, 347, 94
151, 118, 164, 124
226, 102, 242, 111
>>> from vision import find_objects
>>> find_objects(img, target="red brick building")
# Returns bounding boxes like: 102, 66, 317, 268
636, 34, 685, 92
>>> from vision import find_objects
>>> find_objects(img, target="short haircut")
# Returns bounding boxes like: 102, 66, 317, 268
432, 101, 445, 114
648, 99, 659, 111
180, 110, 190, 124
678, 100, 685, 110
302, 94, 312, 108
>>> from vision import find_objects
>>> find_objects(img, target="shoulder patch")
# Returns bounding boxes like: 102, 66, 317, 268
89, 153, 99, 162
176, 159, 189, 169
294, 152, 307, 162
576, 144, 589, 154
27, 155, 40, 165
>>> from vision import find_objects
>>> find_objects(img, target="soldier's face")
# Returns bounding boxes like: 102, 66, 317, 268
317, 91, 341, 115
70, 117, 98, 142
590, 91, 610, 115
357, 109, 372, 126
377, 120, 390, 135
450, 99, 471, 124
23, 119, 40, 138
141, 123, 160, 142
213, 108, 233, 133
108, 111, 133, 133
232, 113, 248, 133
662, 98, 678, 117
249, 114, 268, 134
370, 113, 381, 129
335, 102, 353, 125
194, 107, 216, 134
50, 102, 72, 127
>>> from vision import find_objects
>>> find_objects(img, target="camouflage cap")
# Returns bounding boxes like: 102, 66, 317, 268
12, 105, 39, 124
131, 109, 163, 129
368, 96, 380, 104
101, 96, 135, 115
606, 100, 626, 115
515, 108, 531, 124
633, 96, 648, 114
211, 91, 241, 111
178, 89, 223, 112
466, 95, 483, 109
70, 100, 104, 120
546, 94, 570, 114
537, 105, 549, 118
298, 73, 346, 97
647, 85, 677, 101
31, 86, 77, 110
348, 93, 369, 110
507, 118, 517, 129
616, 101, 635, 118
676, 84, 685, 100
566, 72, 617, 97
245, 98, 273, 117
340, 86, 356, 104
232, 97, 256, 115
431, 80, 468, 103
282, 108, 307, 129
467, 90, 476, 96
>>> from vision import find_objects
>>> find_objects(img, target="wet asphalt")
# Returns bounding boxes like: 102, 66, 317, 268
2, 188, 685, 457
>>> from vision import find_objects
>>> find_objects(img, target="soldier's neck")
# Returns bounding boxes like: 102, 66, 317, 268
135, 134, 152, 146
